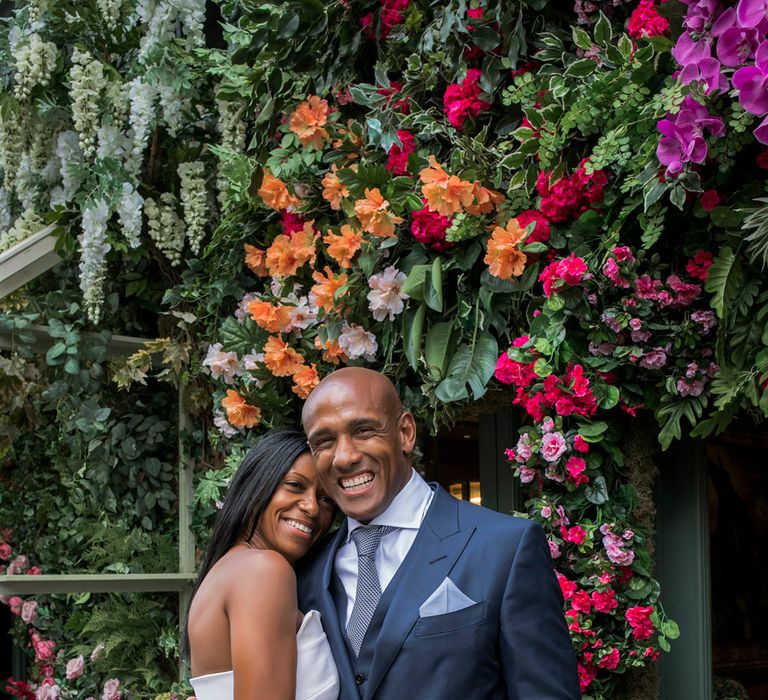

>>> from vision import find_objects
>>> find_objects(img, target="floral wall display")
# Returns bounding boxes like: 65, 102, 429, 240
2, 0, 768, 697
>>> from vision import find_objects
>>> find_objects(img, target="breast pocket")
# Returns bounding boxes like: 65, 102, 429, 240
413, 601, 488, 637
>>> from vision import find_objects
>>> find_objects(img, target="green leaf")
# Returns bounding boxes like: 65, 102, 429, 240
704, 246, 741, 319
585, 475, 609, 505
219, 317, 263, 355
472, 26, 501, 51
402, 264, 430, 301
565, 59, 597, 77
402, 303, 426, 372
45, 341, 67, 365
424, 322, 456, 381
599, 385, 620, 409
658, 636, 671, 652
594, 11, 612, 45
423, 258, 444, 312
434, 332, 498, 403
533, 358, 552, 377
578, 421, 608, 438
276, 13, 300, 39
662, 620, 680, 639
572, 26, 593, 51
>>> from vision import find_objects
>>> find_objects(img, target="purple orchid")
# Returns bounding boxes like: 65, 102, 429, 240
733, 40, 768, 114
713, 7, 761, 66
672, 31, 716, 66
680, 57, 729, 93
736, 0, 768, 29
683, 0, 721, 32
656, 97, 725, 177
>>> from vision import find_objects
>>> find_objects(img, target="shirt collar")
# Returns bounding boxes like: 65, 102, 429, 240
345, 469, 433, 540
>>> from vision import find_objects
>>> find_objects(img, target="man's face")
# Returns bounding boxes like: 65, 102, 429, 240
304, 378, 415, 524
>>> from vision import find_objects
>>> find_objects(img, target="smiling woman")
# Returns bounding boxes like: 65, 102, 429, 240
182, 430, 339, 700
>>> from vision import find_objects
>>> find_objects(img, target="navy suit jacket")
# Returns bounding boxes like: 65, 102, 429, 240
297, 484, 580, 700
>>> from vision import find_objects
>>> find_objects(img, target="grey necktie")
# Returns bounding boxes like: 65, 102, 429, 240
346, 525, 396, 656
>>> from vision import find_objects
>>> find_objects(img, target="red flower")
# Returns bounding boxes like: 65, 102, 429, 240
627, 0, 669, 38
625, 605, 655, 640
699, 188, 721, 211
410, 202, 453, 250
757, 150, 768, 169
443, 68, 492, 129
377, 81, 411, 114
686, 250, 714, 282
386, 130, 415, 175
591, 588, 618, 613
561, 525, 588, 545
598, 648, 621, 670
515, 209, 551, 244
572, 589, 592, 613
573, 435, 590, 453
557, 573, 578, 600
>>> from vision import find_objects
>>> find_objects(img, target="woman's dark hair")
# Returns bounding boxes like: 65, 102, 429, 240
181, 428, 310, 658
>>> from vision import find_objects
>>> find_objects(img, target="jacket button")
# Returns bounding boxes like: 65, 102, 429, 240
354, 674, 365, 685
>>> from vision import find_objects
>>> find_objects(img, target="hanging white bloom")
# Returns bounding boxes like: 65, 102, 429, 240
116, 182, 143, 248
105, 81, 130, 126
70, 49, 105, 158
29, 126, 55, 173
126, 77, 155, 176
0, 188, 12, 233
0, 115, 23, 190
49, 131, 83, 207
136, 0, 176, 61
12, 34, 58, 101
96, 0, 122, 28
177, 161, 206, 255
367, 265, 410, 321
176, 0, 205, 47
215, 94, 247, 206
0, 207, 44, 254
145, 192, 184, 265
157, 80, 187, 138
338, 323, 378, 361
96, 124, 130, 161
28, 0, 49, 23
78, 199, 112, 324
14, 154, 35, 211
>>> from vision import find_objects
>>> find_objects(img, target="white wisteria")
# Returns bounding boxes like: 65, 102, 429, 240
178, 161, 207, 255
158, 79, 187, 138
145, 193, 185, 265
0, 207, 44, 254
50, 131, 83, 207
12, 33, 58, 101
70, 49, 106, 158
126, 77, 156, 176
117, 182, 144, 249
78, 199, 112, 323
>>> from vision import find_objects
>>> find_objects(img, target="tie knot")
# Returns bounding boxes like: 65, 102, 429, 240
350, 525, 395, 557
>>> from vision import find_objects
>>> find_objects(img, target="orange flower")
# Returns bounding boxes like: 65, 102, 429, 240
221, 390, 262, 429
484, 217, 529, 279
314, 336, 348, 365
311, 266, 349, 312
258, 169, 300, 211
291, 363, 320, 399
323, 224, 362, 268
289, 96, 330, 149
244, 244, 268, 276
247, 300, 292, 333
265, 222, 317, 277
263, 335, 305, 377
354, 187, 404, 238
321, 165, 349, 210
465, 182, 505, 216
419, 156, 475, 216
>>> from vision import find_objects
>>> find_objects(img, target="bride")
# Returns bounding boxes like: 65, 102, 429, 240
184, 429, 339, 700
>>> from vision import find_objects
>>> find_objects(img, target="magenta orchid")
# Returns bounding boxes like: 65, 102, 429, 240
733, 40, 768, 142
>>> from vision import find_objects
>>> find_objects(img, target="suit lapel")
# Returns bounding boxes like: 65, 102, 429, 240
364, 486, 476, 700
315, 523, 358, 697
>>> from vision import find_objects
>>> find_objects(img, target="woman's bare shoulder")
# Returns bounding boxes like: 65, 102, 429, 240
218, 548, 296, 597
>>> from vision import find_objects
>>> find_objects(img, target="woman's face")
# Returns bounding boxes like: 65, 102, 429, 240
253, 453, 335, 563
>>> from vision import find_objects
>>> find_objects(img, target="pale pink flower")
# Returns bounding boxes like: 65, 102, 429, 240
241, 351, 264, 372
548, 540, 561, 559
540, 431, 568, 462
202, 343, 241, 384
213, 411, 239, 438
7, 555, 27, 575
90, 642, 106, 662
35, 681, 59, 700
21, 600, 38, 624
65, 655, 85, 680
338, 323, 377, 361
541, 506, 553, 518
515, 434, 533, 462
519, 467, 536, 483
367, 266, 410, 321
286, 295, 318, 331
639, 347, 667, 370
540, 417, 555, 432
235, 293, 258, 321
101, 679, 122, 700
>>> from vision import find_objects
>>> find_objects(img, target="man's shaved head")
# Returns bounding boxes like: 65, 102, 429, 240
301, 367, 416, 523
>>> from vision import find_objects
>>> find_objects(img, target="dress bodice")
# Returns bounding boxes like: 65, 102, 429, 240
189, 609, 339, 700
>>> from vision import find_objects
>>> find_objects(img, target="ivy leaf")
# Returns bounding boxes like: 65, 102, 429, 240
704, 246, 741, 318
434, 332, 498, 402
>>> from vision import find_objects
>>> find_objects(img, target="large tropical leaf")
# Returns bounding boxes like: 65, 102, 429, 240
704, 246, 741, 319
434, 332, 498, 403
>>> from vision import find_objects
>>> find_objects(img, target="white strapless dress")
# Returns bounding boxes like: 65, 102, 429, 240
189, 610, 339, 700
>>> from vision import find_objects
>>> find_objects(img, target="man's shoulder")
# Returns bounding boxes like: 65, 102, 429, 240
295, 525, 339, 579
448, 492, 537, 536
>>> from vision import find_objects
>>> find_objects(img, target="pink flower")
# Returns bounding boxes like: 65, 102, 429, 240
367, 266, 409, 321
592, 588, 619, 613
639, 348, 667, 370
32, 637, 56, 662
515, 210, 551, 244
540, 431, 568, 462
598, 648, 620, 670
566, 456, 589, 486
21, 600, 38, 624
0, 543, 11, 560
8, 596, 23, 615
410, 203, 453, 251
557, 573, 578, 600
386, 130, 415, 175
65, 656, 85, 681
443, 68, 492, 129
548, 539, 561, 558
628, 0, 669, 37
519, 466, 536, 483
572, 590, 592, 613
338, 323, 377, 361
7, 555, 27, 575
561, 525, 588, 545
35, 680, 59, 700
625, 605, 655, 640
202, 343, 241, 384
577, 663, 598, 692
101, 680, 122, 700
515, 434, 534, 462
573, 435, 590, 453
90, 643, 106, 661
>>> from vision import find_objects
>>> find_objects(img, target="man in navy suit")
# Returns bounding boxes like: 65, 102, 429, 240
298, 367, 580, 699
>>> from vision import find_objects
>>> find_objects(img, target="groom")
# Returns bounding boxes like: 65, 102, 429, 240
298, 367, 579, 699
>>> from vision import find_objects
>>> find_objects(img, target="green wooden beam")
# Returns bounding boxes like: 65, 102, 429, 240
0, 574, 194, 595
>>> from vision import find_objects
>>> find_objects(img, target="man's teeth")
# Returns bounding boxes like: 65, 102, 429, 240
341, 474, 374, 489
286, 519, 312, 534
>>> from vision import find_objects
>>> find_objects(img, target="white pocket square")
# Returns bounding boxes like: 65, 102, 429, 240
418, 577, 477, 617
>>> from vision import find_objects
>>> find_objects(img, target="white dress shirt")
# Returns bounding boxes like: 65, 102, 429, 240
335, 469, 434, 625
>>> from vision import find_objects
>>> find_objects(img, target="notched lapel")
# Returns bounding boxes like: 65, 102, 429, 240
364, 488, 476, 700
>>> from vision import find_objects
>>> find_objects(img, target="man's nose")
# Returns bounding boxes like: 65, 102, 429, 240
332, 434, 361, 468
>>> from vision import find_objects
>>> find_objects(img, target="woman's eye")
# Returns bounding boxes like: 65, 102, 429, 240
285, 481, 302, 489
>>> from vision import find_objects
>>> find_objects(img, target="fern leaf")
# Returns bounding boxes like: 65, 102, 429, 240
704, 246, 741, 319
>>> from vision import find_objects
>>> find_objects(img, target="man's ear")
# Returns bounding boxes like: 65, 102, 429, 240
399, 411, 417, 454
